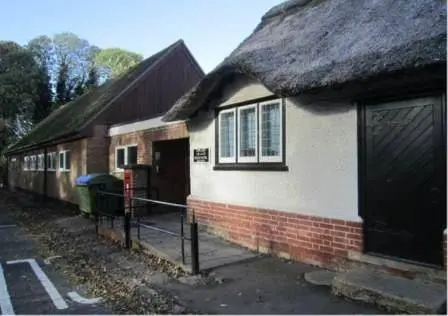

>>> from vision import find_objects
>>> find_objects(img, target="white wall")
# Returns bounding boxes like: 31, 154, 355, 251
188, 77, 361, 222
108, 115, 183, 136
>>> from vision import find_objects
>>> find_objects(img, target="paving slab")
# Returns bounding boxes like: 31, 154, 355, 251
332, 268, 447, 314
304, 270, 336, 286
110, 213, 258, 272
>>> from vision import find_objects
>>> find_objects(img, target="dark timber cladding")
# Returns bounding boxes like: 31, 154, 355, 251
359, 95, 446, 267
99, 41, 204, 126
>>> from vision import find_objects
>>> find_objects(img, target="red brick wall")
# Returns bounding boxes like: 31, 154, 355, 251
188, 198, 363, 269
109, 122, 188, 175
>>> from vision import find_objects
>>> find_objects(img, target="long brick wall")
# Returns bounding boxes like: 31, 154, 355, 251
188, 198, 363, 269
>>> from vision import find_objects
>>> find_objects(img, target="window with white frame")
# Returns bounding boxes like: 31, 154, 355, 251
59, 151, 71, 171
30, 155, 37, 170
115, 145, 138, 170
46, 152, 57, 170
23, 156, 29, 170
218, 109, 236, 163
216, 98, 285, 168
37, 154, 44, 171
259, 101, 282, 162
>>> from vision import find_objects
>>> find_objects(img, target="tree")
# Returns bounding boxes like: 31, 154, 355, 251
26, 36, 54, 123
0, 41, 39, 144
94, 48, 143, 80
32, 65, 53, 124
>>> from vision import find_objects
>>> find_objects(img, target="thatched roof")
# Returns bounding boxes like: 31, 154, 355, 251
163, 0, 446, 122
7, 40, 184, 154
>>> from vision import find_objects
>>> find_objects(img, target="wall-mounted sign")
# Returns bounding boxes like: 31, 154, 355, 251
193, 148, 209, 162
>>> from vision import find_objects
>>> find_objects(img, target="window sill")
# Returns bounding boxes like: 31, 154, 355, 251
59, 169, 71, 173
213, 163, 288, 171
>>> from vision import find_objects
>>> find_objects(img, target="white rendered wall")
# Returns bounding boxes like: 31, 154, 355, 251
188, 77, 360, 222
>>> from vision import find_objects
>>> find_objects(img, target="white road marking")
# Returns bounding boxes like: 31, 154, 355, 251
0, 225, 17, 229
67, 291, 102, 304
7, 259, 68, 310
0, 264, 14, 315
43, 256, 62, 265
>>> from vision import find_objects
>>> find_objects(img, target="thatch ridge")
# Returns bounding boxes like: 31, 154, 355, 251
163, 0, 446, 122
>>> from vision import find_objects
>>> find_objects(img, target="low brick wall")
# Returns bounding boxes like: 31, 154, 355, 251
188, 198, 363, 270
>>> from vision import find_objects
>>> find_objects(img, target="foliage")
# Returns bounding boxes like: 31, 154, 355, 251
95, 48, 143, 79
0, 33, 142, 157
0, 41, 39, 144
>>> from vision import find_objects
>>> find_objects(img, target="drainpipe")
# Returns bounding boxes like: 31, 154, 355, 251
43, 147, 48, 202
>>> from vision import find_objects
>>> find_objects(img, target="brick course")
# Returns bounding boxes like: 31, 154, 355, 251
188, 198, 363, 269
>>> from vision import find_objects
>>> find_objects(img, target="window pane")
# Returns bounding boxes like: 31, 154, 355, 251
220, 112, 235, 158
127, 146, 138, 165
46, 154, 51, 169
65, 151, 71, 170
239, 107, 256, 157
261, 103, 281, 157
59, 153, 64, 169
116, 148, 125, 168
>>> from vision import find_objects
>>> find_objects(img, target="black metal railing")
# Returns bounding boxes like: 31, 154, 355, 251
94, 189, 200, 274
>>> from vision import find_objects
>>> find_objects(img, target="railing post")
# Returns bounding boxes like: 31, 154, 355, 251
124, 197, 132, 249
94, 192, 99, 236
190, 211, 200, 274
181, 213, 185, 265
137, 213, 141, 240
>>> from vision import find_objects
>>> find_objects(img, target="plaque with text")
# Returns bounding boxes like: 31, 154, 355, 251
193, 148, 209, 162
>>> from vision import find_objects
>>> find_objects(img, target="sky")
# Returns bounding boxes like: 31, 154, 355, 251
0, 0, 282, 73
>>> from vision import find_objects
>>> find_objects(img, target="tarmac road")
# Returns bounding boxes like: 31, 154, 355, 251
0, 212, 109, 315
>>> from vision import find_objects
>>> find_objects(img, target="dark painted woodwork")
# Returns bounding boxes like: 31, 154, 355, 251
359, 95, 446, 266
152, 138, 190, 206
99, 43, 204, 126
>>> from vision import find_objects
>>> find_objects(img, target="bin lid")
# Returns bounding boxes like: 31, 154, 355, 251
75, 173, 121, 186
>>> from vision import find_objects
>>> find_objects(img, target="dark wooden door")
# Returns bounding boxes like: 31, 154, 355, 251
152, 138, 190, 206
361, 95, 446, 266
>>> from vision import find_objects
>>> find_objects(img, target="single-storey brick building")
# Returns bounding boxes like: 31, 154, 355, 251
163, 0, 447, 269
6, 39, 203, 204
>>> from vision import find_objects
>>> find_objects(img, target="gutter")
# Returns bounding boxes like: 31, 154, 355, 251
5, 130, 83, 156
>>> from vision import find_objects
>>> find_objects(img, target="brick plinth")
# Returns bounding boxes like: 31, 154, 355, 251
188, 198, 363, 269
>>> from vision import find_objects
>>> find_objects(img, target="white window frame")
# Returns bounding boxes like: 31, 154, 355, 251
259, 100, 283, 163
237, 104, 258, 163
23, 156, 29, 171
47, 152, 57, 171
30, 155, 37, 171
115, 144, 138, 171
218, 108, 237, 163
38, 154, 45, 171
59, 150, 70, 171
